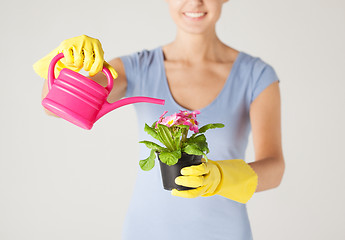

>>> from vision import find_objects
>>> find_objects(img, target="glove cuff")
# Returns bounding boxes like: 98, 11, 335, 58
212, 159, 258, 204
33, 55, 52, 79
33, 47, 61, 79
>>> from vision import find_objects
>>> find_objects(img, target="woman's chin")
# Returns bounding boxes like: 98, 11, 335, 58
178, 25, 213, 35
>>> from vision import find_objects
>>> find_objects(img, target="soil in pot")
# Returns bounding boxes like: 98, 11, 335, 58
158, 152, 203, 191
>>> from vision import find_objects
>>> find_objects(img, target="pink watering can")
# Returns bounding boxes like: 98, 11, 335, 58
42, 53, 165, 130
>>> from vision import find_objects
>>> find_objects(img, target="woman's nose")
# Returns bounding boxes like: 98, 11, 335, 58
187, 0, 203, 6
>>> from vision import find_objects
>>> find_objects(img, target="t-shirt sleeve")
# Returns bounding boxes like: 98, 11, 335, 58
120, 53, 139, 98
250, 59, 280, 104
120, 50, 153, 97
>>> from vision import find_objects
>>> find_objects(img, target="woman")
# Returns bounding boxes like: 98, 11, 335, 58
34, 0, 285, 239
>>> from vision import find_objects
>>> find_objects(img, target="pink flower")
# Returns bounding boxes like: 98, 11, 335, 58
161, 113, 179, 127
181, 118, 199, 133
156, 110, 200, 133
156, 110, 168, 128
177, 110, 200, 119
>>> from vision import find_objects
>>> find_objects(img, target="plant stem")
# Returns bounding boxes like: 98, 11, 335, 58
181, 128, 188, 147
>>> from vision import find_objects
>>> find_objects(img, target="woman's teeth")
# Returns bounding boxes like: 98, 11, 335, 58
184, 12, 206, 18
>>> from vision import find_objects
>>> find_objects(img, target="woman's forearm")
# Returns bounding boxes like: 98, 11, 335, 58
249, 156, 285, 192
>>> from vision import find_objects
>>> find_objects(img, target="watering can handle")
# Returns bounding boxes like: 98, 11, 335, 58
47, 53, 114, 92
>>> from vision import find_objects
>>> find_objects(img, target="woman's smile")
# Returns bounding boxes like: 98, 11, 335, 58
183, 12, 207, 20
166, 0, 226, 34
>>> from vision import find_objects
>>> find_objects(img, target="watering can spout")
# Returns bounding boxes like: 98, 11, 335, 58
96, 97, 165, 121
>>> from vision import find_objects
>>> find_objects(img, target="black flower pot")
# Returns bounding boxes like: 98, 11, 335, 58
158, 152, 203, 191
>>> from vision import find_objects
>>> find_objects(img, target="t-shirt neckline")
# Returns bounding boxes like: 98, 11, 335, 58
157, 46, 243, 112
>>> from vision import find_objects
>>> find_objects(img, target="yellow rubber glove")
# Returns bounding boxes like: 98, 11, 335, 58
172, 159, 258, 204
33, 35, 118, 79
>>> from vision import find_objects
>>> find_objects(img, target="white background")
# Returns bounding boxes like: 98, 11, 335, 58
1, 0, 344, 239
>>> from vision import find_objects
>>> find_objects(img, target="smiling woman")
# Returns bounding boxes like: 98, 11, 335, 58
34, 0, 284, 239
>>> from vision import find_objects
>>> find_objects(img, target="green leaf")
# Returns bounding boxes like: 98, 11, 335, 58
173, 128, 183, 149
139, 149, 156, 171
178, 124, 190, 130
197, 123, 225, 134
183, 144, 204, 156
192, 134, 209, 153
144, 124, 161, 142
157, 124, 175, 151
191, 134, 206, 143
159, 149, 181, 166
139, 141, 165, 151
186, 134, 209, 153
151, 121, 157, 129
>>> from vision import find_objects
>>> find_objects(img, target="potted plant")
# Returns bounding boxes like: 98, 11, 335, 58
139, 110, 224, 191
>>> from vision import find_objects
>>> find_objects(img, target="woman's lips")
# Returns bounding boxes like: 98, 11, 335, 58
183, 12, 207, 20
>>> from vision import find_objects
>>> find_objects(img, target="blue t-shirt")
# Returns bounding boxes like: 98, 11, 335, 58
120, 47, 279, 240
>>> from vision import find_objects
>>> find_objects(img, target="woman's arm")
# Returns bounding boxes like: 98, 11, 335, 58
89, 57, 127, 103
248, 81, 285, 192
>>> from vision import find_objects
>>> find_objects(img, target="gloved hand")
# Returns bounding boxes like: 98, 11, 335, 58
172, 159, 258, 204
33, 35, 118, 79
